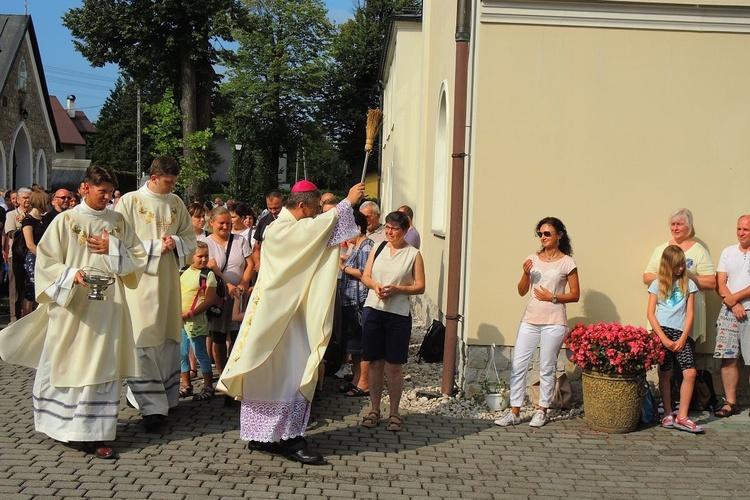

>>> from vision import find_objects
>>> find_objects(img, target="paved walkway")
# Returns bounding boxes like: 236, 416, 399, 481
1, 356, 750, 500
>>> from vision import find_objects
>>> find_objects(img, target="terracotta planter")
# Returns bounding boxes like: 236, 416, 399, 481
582, 370, 645, 433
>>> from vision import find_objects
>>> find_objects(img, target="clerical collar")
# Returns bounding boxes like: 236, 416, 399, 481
76, 200, 106, 217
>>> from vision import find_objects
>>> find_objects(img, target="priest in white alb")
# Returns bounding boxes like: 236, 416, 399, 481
0, 165, 147, 459
115, 156, 197, 431
218, 180, 365, 465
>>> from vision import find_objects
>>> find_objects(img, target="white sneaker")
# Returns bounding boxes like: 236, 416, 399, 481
333, 363, 352, 379
494, 412, 521, 427
529, 410, 547, 428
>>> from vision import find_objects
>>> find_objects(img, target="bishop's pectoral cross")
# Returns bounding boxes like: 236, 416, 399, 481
156, 216, 172, 236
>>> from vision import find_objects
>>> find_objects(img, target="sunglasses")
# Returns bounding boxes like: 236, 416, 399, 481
56, 196, 72, 200
536, 231, 555, 238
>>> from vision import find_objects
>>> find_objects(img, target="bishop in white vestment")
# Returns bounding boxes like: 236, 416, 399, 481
218, 180, 364, 465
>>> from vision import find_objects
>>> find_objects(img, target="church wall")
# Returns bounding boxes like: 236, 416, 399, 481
0, 33, 56, 189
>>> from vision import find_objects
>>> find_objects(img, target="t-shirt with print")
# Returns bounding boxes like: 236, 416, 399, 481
181, 266, 217, 338
645, 241, 714, 342
521, 253, 577, 326
648, 278, 698, 331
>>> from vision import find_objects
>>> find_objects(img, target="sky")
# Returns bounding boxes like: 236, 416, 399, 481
5, 0, 355, 122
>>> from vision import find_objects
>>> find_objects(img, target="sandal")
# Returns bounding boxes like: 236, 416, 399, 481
179, 386, 193, 398
189, 369, 198, 379
714, 399, 738, 418
387, 414, 403, 432
339, 382, 356, 393
346, 387, 370, 398
193, 387, 214, 402
362, 409, 381, 428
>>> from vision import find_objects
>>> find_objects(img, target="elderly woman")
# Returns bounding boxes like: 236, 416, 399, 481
495, 217, 580, 428
360, 211, 425, 432
643, 209, 716, 358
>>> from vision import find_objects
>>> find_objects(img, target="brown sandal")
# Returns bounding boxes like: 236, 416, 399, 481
387, 414, 403, 432
362, 409, 381, 428
714, 400, 738, 418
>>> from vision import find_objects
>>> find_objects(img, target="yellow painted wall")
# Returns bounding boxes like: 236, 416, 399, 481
465, 21, 750, 353
380, 21, 424, 216
411, 0, 457, 313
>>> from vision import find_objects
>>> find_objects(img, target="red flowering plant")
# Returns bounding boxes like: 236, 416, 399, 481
565, 322, 665, 375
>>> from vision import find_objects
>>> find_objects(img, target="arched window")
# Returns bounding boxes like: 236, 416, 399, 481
431, 84, 450, 235
18, 58, 28, 91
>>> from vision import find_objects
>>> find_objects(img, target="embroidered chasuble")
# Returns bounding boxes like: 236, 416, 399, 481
0, 203, 147, 387
115, 184, 196, 347
218, 200, 358, 442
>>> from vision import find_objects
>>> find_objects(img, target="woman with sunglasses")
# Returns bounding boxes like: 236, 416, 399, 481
495, 217, 580, 428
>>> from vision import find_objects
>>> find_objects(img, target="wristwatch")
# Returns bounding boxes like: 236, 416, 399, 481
551, 294, 558, 304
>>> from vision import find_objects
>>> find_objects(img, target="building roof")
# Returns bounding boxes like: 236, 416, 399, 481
73, 110, 96, 135
0, 15, 28, 95
50, 96, 96, 147
0, 14, 62, 152
49, 96, 86, 146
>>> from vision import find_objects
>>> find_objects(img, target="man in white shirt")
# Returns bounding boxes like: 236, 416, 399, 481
713, 215, 750, 418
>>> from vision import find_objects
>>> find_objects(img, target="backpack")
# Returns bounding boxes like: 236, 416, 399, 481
671, 369, 717, 412
641, 382, 658, 424
181, 267, 225, 319
11, 230, 27, 261
417, 319, 446, 363
201, 268, 226, 319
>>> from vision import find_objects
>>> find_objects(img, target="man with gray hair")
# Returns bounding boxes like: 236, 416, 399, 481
359, 200, 385, 244
4, 188, 31, 322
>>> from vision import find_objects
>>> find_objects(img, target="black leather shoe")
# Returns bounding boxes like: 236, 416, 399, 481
247, 440, 283, 455
142, 414, 166, 432
286, 446, 324, 465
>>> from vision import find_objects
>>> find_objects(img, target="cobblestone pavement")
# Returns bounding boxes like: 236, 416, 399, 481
2, 357, 750, 499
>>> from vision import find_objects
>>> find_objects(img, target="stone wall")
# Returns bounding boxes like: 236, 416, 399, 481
0, 34, 55, 188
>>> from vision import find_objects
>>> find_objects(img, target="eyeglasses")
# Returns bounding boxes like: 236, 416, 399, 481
55, 196, 72, 200
536, 231, 556, 238
384, 225, 403, 232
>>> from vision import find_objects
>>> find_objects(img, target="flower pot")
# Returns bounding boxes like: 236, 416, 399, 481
581, 370, 645, 433
484, 393, 509, 412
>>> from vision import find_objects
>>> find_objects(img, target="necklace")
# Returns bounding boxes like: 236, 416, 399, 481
544, 249, 559, 262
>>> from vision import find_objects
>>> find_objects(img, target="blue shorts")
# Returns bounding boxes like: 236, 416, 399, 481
361, 307, 412, 364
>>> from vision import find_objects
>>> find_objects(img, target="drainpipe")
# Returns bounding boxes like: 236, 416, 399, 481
442, 0, 471, 395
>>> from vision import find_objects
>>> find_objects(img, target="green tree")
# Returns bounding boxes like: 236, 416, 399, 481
217, 0, 333, 207
88, 78, 147, 175
63, 0, 236, 199
144, 89, 221, 198
323, 0, 421, 180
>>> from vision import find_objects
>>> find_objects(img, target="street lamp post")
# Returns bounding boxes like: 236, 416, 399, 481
234, 143, 243, 200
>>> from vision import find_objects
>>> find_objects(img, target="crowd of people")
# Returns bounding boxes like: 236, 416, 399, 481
0, 158, 425, 466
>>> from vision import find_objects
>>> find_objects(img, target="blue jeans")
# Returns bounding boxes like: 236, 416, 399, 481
181, 328, 211, 374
